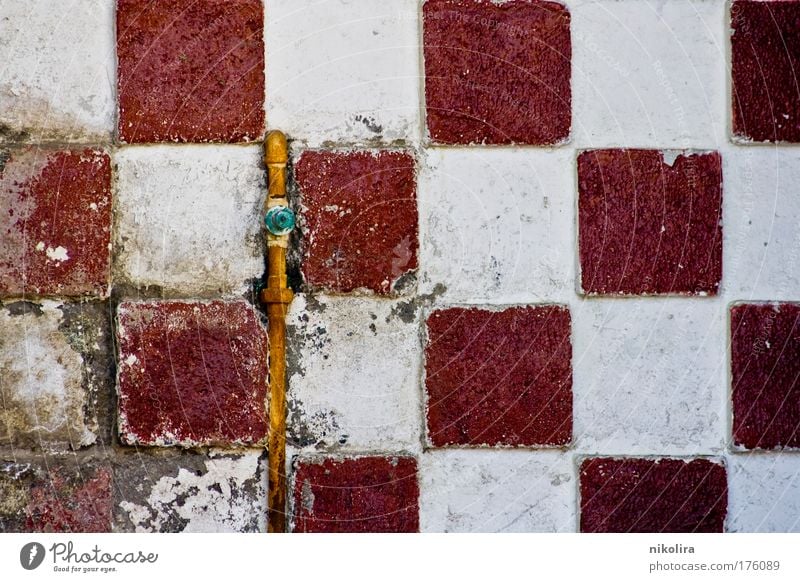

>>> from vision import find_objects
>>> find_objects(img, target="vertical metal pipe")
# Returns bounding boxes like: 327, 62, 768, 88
261, 130, 293, 533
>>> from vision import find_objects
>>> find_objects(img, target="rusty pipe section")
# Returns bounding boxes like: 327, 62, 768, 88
260, 130, 294, 533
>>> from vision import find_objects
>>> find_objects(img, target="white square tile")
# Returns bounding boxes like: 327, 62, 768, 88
266, 0, 421, 146
0, 301, 96, 449
0, 0, 115, 142
728, 454, 800, 532
722, 146, 800, 302
419, 449, 577, 532
571, 0, 725, 148
113, 145, 266, 296
572, 297, 727, 454
286, 294, 422, 452
418, 148, 576, 305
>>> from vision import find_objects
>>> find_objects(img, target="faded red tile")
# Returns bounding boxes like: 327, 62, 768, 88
425, 306, 572, 447
732, 0, 800, 142
292, 456, 419, 533
580, 458, 727, 533
117, 0, 265, 143
578, 149, 723, 296
0, 460, 111, 533
0, 148, 111, 297
117, 300, 268, 446
423, 0, 571, 145
732, 303, 800, 450
295, 150, 418, 294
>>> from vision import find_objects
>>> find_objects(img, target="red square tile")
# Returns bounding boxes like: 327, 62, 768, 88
732, 0, 800, 142
117, 0, 265, 143
578, 149, 723, 295
423, 0, 571, 145
117, 300, 268, 447
580, 458, 728, 533
425, 305, 572, 447
294, 150, 418, 294
0, 148, 111, 297
732, 303, 800, 450
292, 456, 419, 533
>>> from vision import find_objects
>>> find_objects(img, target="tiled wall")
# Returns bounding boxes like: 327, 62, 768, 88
0, 0, 798, 533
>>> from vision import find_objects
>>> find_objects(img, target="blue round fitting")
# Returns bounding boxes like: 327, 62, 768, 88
265, 205, 296, 236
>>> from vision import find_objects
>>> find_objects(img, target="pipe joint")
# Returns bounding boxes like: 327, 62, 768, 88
264, 205, 296, 236
260, 287, 294, 305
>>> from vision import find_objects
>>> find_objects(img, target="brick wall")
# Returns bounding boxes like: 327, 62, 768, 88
1, 0, 799, 533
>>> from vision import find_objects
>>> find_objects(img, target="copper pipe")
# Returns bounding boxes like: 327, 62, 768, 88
260, 130, 293, 533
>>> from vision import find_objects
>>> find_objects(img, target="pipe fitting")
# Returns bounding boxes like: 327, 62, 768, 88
264, 205, 296, 236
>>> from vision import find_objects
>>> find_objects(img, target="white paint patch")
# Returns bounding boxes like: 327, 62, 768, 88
286, 294, 422, 452
420, 450, 577, 532
418, 148, 575, 304
45, 246, 69, 262
572, 297, 726, 455
661, 150, 681, 167
113, 146, 266, 296
120, 454, 266, 533
118, 500, 151, 528
0, 0, 115, 141
266, 0, 420, 146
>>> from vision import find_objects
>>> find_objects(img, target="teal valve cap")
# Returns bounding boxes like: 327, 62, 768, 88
265, 205, 296, 236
